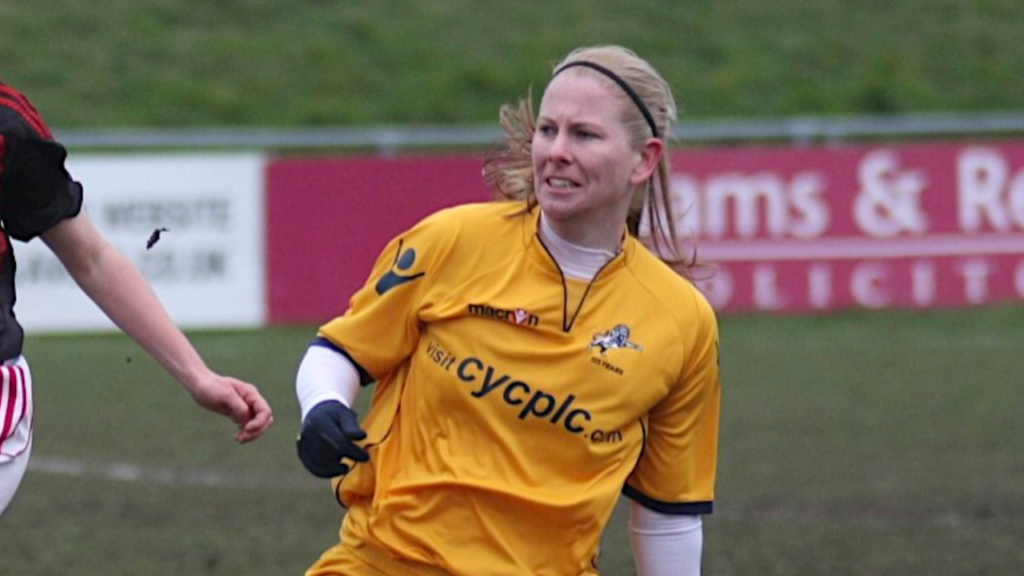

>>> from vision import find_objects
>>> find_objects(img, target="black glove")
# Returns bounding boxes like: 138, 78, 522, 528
297, 400, 369, 478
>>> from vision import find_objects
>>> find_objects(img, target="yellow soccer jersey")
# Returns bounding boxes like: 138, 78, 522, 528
316, 201, 720, 576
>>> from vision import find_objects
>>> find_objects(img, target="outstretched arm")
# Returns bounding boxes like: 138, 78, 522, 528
40, 212, 274, 443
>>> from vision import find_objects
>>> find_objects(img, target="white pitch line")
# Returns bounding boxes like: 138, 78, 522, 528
27, 456, 320, 490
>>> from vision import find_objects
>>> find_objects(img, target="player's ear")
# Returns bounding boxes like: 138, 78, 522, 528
629, 138, 663, 186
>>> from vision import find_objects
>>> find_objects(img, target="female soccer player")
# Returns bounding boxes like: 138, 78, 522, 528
0, 81, 274, 516
296, 45, 721, 576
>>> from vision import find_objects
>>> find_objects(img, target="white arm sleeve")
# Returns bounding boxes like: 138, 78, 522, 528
629, 500, 704, 576
295, 345, 362, 420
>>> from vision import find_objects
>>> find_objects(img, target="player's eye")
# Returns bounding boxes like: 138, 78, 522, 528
537, 124, 556, 137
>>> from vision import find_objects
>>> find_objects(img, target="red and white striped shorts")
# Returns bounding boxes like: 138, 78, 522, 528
0, 356, 33, 464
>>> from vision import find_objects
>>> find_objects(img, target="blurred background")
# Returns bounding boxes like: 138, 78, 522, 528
2, 1, 1023, 575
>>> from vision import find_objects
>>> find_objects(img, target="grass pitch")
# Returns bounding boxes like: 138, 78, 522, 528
2, 306, 1023, 575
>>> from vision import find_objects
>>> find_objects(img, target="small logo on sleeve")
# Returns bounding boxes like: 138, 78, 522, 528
375, 240, 425, 295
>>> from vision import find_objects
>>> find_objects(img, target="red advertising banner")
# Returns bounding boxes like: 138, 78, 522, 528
265, 141, 1024, 323
266, 155, 491, 323
677, 142, 1024, 312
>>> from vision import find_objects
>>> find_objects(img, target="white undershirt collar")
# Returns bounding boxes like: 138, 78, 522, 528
538, 213, 618, 281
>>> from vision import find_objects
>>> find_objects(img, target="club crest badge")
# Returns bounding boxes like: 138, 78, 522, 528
589, 324, 643, 355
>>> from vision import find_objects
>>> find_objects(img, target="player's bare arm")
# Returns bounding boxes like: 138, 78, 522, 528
40, 213, 274, 442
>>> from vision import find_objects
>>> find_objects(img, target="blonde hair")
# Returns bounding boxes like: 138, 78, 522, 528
482, 45, 696, 277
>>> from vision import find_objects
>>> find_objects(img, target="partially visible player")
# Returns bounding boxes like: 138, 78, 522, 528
0, 81, 274, 517
295, 45, 720, 576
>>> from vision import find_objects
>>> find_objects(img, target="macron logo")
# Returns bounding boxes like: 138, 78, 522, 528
375, 241, 425, 295
468, 304, 539, 327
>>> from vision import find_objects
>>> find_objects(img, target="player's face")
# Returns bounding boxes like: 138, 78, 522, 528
532, 73, 646, 248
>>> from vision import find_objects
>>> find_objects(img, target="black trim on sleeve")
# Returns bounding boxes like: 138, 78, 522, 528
622, 484, 714, 515
310, 337, 376, 386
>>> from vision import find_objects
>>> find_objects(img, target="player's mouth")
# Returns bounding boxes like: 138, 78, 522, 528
543, 177, 581, 191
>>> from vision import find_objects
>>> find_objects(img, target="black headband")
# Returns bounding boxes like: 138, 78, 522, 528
552, 60, 659, 138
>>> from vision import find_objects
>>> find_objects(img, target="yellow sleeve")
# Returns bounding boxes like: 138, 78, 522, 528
624, 290, 721, 514
317, 209, 462, 380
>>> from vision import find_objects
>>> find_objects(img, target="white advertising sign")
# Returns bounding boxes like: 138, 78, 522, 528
14, 153, 266, 332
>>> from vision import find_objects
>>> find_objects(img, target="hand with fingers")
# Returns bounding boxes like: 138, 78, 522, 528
188, 372, 275, 443
297, 400, 369, 478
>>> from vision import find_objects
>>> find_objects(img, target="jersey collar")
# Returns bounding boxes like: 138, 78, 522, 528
520, 204, 635, 280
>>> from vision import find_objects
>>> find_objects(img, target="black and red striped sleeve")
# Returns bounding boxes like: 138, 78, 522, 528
0, 82, 53, 140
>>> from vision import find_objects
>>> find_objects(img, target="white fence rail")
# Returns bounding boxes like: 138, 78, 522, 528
55, 111, 1024, 154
